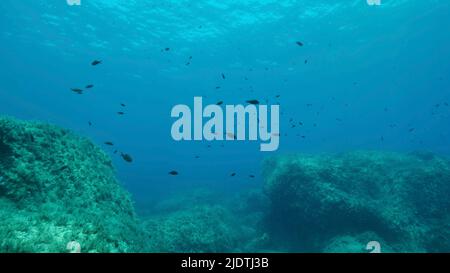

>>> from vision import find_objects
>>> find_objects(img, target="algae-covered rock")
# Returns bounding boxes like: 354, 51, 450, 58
144, 205, 240, 253
141, 190, 272, 253
322, 232, 394, 253
0, 116, 146, 252
263, 151, 450, 252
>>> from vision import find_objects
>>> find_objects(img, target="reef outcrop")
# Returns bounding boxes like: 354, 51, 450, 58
144, 205, 240, 253
0, 116, 145, 252
263, 151, 450, 252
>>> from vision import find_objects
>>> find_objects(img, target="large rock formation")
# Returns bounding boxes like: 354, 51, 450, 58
0, 116, 146, 252
263, 151, 450, 252
2, 115, 449, 253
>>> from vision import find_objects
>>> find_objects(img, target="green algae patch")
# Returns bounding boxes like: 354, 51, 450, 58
139, 189, 268, 253
0, 116, 146, 252
144, 205, 241, 253
263, 151, 450, 252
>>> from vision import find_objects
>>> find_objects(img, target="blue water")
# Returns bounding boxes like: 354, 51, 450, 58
1, 0, 449, 208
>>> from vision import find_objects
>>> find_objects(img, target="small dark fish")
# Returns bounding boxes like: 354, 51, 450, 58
226, 132, 237, 140
117, 112, 125, 115
88, 121, 92, 126
91, 60, 102, 66
231, 173, 236, 177
306, 103, 313, 107
120, 103, 126, 107
409, 128, 415, 133
216, 101, 224, 105
304, 59, 308, 64
249, 175, 255, 178
168, 170, 178, 176
104, 141, 114, 146
114, 150, 118, 154
275, 95, 280, 98
71, 88, 83, 94
444, 102, 449, 106
215, 86, 221, 89
296, 41, 304, 47
195, 155, 200, 159
299, 122, 303, 126
221, 73, 226, 79
246, 99, 259, 105
121, 153, 133, 163
85, 84, 94, 89
164, 47, 170, 51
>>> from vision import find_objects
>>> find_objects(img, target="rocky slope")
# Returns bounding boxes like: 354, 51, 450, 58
0, 116, 146, 252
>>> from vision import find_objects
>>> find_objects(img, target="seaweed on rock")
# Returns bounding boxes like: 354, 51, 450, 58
143, 205, 240, 253
262, 151, 450, 252
0, 116, 146, 252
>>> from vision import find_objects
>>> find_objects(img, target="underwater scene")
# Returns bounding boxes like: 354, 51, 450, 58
0, 0, 449, 253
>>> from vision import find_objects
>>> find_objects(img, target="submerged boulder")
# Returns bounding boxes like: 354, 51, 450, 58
141, 190, 269, 253
144, 205, 240, 253
263, 151, 450, 252
0, 116, 145, 252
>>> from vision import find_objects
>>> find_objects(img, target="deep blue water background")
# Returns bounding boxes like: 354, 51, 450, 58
1, 0, 449, 207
